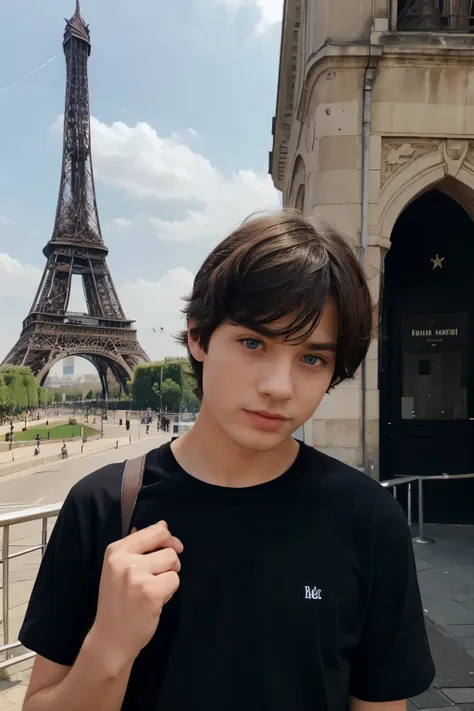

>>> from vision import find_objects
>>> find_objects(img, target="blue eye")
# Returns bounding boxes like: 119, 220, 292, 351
303, 354, 323, 366
242, 338, 262, 350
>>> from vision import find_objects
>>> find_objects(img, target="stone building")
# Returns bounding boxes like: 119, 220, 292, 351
271, 0, 474, 523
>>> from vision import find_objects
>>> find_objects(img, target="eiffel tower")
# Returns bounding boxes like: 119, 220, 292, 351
2, 1, 149, 396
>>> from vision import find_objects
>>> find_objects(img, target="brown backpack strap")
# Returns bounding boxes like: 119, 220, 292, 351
121, 454, 147, 538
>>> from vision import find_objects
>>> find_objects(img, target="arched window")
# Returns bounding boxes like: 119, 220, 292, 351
295, 184, 305, 213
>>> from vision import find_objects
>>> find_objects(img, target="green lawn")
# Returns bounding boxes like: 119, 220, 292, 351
5, 422, 100, 442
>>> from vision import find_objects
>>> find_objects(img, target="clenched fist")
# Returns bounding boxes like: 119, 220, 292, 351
89, 521, 183, 670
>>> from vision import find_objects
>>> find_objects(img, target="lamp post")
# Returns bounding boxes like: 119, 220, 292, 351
160, 361, 164, 414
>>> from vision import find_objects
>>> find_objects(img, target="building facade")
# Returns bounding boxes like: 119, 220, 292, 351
271, 0, 474, 523
62, 356, 75, 378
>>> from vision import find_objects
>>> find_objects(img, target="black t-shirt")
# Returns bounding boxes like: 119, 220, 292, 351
19, 442, 435, 710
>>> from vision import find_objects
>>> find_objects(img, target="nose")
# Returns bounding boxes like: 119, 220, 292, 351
257, 360, 294, 401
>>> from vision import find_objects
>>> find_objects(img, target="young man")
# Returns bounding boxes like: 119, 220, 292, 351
19, 211, 434, 711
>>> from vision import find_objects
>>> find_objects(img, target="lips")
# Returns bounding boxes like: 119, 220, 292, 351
244, 409, 290, 432
248, 410, 287, 421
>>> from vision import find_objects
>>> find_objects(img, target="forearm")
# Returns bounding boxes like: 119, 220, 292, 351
23, 630, 134, 711
349, 698, 407, 711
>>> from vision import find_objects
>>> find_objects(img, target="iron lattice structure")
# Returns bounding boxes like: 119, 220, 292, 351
2, 1, 149, 395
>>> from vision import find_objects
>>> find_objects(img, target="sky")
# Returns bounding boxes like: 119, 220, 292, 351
0, 0, 283, 375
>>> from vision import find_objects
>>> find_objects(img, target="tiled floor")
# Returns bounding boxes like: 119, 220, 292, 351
409, 525, 474, 711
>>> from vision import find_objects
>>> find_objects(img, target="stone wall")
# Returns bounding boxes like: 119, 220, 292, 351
272, 1, 474, 475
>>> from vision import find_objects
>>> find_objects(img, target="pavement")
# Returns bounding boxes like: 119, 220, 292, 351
409, 525, 474, 711
0, 415, 158, 473
0, 458, 474, 709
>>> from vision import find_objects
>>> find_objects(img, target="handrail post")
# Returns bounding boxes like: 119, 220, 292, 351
413, 477, 436, 545
41, 518, 48, 557
407, 481, 412, 528
2, 524, 10, 658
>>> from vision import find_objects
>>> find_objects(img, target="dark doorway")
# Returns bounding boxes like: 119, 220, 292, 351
380, 188, 474, 524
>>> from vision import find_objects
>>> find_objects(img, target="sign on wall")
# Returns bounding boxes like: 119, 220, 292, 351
402, 313, 467, 352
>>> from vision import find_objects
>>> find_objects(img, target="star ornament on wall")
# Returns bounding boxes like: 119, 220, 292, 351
431, 254, 445, 270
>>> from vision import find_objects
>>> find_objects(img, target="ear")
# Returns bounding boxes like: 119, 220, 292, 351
187, 317, 205, 363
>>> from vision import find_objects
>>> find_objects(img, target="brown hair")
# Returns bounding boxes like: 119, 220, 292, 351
179, 210, 372, 398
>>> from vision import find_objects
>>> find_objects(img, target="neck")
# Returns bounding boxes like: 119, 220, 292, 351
171, 401, 299, 488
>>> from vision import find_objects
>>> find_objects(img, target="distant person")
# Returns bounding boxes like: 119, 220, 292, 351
19, 212, 434, 709
146, 424, 150, 435
61, 444, 68, 459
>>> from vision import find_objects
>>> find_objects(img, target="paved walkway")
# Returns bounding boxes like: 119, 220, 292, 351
409, 524, 474, 711
0, 417, 154, 475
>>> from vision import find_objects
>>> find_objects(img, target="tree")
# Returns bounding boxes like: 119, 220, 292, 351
132, 359, 194, 410
38, 387, 55, 408
0, 375, 12, 423
132, 364, 161, 409
180, 366, 200, 410
22, 369, 39, 410
158, 378, 181, 411
3, 369, 28, 416
0, 366, 57, 421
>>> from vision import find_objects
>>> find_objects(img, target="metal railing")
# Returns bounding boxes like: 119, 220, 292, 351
2, 471, 474, 672
1, 503, 61, 671
381, 475, 436, 544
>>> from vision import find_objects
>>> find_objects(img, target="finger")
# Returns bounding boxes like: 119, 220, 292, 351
124, 522, 183, 555
141, 547, 181, 575
131, 520, 166, 535
148, 571, 181, 606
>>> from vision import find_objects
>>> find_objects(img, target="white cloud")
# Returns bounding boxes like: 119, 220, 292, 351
150, 170, 281, 243
120, 267, 195, 360
89, 118, 221, 202
0, 215, 13, 225
0, 253, 41, 300
106, 217, 133, 229
188, 128, 198, 137
0, 254, 43, 360
215, 0, 283, 33
85, 117, 280, 244
255, 0, 284, 32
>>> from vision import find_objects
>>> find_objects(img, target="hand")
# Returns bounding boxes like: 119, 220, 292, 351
90, 521, 183, 668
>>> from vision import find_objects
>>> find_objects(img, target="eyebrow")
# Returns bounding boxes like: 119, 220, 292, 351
304, 342, 337, 352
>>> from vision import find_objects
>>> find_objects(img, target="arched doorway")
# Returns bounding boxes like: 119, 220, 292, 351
380, 187, 474, 523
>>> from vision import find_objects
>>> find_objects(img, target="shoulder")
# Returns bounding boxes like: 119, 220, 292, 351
300, 443, 407, 527
61, 461, 126, 546
68, 460, 125, 507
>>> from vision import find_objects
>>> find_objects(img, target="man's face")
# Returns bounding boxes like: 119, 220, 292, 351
189, 300, 338, 452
